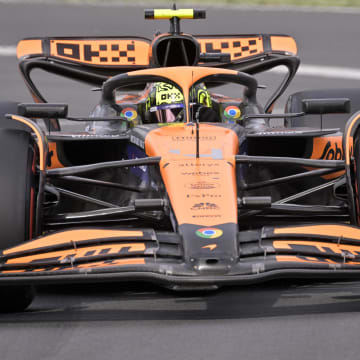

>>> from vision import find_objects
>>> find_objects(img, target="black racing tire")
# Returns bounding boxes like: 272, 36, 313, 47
0, 101, 29, 131
0, 128, 36, 312
353, 136, 360, 225
285, 89, 360, 131
0, 286, 35, 313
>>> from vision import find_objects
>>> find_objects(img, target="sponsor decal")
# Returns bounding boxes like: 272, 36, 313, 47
171, 135, 216, 141
255, 130, 307, 136
121, 107, 138, 121
178, 162, 220, 167
130, 135, 145, 149
319, 141, 343, 160
198, 37, 262, 61
186, 193, 222, 199
2, 243, 146, 273
192, 215, 221, 219
181, 171, 219, 176
51, 39, 146, 66
224, 105, 241, 121
191, 202, 220, 211
70, 134, 122, 138
185, 181, 219, 190
1, 258, 146, 274
275, 240, 360, 264
196, 228, 223, 239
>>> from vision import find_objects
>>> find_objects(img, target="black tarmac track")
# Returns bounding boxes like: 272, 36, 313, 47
1, 2, 360, 360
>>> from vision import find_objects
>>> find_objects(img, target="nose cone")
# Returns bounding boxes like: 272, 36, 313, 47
179, 223, 238, 275
145, 123, 240, 271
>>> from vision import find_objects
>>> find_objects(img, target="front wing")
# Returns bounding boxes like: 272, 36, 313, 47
2, 224, 360, 288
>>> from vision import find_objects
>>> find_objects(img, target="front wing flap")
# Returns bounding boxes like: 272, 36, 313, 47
2, 225, 360, 286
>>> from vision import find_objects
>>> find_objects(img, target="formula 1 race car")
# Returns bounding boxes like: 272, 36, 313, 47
2, 7, 360, 312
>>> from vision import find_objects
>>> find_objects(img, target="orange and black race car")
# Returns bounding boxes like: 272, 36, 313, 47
2, 7, 360, 312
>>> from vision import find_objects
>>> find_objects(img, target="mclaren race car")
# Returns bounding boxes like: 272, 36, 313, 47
2, 7, 360, 312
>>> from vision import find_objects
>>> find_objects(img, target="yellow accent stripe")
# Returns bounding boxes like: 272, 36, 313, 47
153, 9, 194, 19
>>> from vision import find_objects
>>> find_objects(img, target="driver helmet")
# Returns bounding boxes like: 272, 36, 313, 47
145, 82, 212, 123
191, 83, 212, 108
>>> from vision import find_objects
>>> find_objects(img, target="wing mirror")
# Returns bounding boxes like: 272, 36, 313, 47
302, 98, 351, 114
17, 103, 68, 118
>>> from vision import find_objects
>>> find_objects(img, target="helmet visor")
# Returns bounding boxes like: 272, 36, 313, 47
148, 103, 184, 123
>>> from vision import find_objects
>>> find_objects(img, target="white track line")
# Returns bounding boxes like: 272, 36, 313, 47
1, 45, 360, 81
299, 65, 360, 80
268, 64, 360, 80
0, 46, 16, 56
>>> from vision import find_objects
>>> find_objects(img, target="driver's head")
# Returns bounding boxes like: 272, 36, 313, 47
145, 82, 212, 123
190, 83, 212, 108
145, 82, 184, 123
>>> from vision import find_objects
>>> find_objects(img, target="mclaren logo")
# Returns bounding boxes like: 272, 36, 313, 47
202, 244, 217, 251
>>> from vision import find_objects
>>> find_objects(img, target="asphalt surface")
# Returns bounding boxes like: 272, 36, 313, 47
2, 2, 360, 360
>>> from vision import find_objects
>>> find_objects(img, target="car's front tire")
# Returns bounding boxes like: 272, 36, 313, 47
0, 123, 37, 312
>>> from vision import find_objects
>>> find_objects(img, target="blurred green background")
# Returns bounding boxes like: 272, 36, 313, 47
161, 0, 360, 5
68, 0, 360, 7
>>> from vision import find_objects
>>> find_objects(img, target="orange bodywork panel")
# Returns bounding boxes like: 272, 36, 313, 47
0, 229, 149, 274
197, 34, 297, 62
310, 136, 343, 161
270, 35, 297, 55
17, 34, 297, 65
49, 39, 150, 66
127, 66, 238, 88
17, 39, 43, 58
48, 142, 64, 169
197, 36, 264, 61
275, 255, 338, 264
273, 225, 360, 264
273, 224, 360, 241
309, 135, 344, 179
274, 239, 360, 256
17, 38, 151, 66
128, 66, 239, 122
5, 243, 145, 265
1, 228, 148, 274
1, 258, 145, 274
145, 123, 239, 226
3, 229, 144, 255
